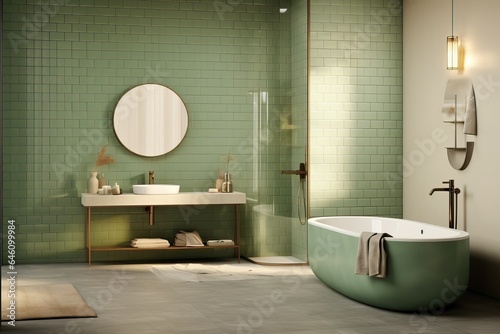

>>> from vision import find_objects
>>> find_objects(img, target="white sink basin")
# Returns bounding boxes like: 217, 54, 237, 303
133, 184, 180, 195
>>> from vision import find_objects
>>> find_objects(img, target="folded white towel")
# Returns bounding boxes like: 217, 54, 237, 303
131, 238, 169, 245
207, 240, 234, 246
131, 243, 170, 249
130, 238, 170, 249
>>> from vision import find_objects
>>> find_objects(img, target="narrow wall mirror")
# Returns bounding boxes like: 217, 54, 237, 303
441, 78, 477, 170
113, 84, 189, 157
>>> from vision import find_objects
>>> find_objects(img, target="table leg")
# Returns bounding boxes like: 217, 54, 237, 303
235, 204, 240, 262
85, 207, 91, 267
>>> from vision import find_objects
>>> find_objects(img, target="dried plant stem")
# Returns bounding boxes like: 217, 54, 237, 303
94, 145, 115, 170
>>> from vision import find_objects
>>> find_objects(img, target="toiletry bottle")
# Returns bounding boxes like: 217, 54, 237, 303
216, 171, 224, 192
98, 173, 108, 188
112, 183, 120, 195
221, 173, 233, 193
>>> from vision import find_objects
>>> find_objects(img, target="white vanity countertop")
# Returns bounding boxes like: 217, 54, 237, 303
81, 192, 246, 207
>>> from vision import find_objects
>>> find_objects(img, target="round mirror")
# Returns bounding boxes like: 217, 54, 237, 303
113, 84, 189, 157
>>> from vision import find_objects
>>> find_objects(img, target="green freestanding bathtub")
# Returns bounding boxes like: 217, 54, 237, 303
308, 216, 469, 312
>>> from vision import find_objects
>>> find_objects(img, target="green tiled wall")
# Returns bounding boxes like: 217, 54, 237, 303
309, 0, 403, 218
3, 0, 300, 263
2, 0, 403, 264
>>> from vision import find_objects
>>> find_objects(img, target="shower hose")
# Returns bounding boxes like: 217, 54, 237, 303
297, 177, 307, 225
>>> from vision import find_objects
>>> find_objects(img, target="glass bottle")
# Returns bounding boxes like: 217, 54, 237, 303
221, 173, 233, 193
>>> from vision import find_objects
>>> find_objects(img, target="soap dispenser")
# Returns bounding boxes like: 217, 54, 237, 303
221, 173, 233, 193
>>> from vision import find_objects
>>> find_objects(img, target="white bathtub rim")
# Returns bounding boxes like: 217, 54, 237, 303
308, 216, 469, 242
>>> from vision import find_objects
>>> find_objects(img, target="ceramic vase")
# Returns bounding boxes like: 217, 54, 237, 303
88, 171, 98, 194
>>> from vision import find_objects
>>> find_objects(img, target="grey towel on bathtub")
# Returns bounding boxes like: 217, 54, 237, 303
355, 232, 376, 275
355, 232, 392, 278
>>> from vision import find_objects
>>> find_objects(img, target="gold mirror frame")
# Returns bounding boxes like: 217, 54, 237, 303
113, 84, 189, 157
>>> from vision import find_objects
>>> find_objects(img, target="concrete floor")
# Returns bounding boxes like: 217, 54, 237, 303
1, 260, 499, 333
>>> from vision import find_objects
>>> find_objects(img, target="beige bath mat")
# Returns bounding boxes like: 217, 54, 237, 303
151, 261, 313, 283
1, 283, 96, 321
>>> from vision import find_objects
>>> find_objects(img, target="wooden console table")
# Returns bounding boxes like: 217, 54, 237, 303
81, 192, 246, 266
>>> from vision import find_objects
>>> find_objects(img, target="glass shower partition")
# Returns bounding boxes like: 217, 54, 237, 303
242, 0, 308, 265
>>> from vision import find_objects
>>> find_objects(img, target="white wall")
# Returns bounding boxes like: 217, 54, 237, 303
404, 0, 500, 299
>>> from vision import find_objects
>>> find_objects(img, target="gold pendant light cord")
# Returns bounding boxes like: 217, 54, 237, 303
451, 0, 454, 36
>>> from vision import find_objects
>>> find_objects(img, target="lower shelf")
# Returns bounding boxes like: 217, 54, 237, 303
89, 245, 239, 251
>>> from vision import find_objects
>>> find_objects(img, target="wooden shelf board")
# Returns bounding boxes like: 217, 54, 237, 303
89, 245, 239, 251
